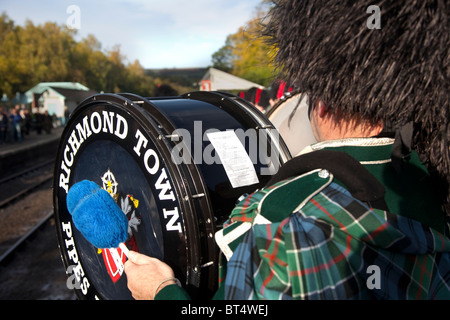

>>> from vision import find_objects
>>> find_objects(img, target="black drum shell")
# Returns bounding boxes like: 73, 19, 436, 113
53, 91, 291, 300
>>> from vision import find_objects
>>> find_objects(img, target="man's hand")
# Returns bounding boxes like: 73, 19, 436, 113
124, 251, 176, 300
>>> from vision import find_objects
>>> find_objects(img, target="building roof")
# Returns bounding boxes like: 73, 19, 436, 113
25, 82, 92, 103
46, 87, 98, 102
199, 68, 265, 91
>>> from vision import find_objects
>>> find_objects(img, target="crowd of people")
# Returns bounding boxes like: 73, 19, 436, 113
0, 103, 55, 145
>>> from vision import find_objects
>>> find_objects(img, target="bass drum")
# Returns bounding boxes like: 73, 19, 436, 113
53, 91, 291, 300
266, 92, 317, 156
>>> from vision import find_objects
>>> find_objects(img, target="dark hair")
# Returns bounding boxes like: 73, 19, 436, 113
258, 89, 270, 110
263, 0, 450, 211
269, 79, 293, 101
244, 87, 270, 110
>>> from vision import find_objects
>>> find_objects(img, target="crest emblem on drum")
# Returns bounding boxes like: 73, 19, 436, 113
98, 169, 141, 283
101, 169, 119, 201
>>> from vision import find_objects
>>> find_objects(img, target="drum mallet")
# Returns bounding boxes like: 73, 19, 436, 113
66, 180, 129, 257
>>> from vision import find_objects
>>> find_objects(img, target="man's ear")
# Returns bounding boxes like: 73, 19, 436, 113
316, 100, 328, 118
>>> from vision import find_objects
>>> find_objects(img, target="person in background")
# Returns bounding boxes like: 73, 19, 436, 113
9, 106, 22, 143
268, 79, 293, 109
0, 105, 8, 144
153, 84, 178, 97
34, 108, 44, 134
63, 106, 70, 126
244, 87, 270, 113
43, 110, 52, 134
20, 108, 31, 137
124, 0, 450, 300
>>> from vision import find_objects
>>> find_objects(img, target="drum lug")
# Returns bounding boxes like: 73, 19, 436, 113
165, 134, 180, 140
183, 193, 205, 201
157, 133, 180, 140
200, 261, 214, 268
191, 193, 205, 199
256, 124, 272, 129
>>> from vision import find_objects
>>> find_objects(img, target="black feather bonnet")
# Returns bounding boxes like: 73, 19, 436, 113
263, 0, 449, 212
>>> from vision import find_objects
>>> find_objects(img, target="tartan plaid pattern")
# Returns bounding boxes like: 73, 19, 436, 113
222, 180, 450, 300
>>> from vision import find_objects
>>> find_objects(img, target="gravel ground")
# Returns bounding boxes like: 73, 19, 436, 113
0, 186, 77, 300
0, 187, 54, 253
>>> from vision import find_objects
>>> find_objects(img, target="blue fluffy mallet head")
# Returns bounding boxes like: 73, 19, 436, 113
67, 180, 128, 249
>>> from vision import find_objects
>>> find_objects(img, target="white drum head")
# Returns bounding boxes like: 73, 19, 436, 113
268, 93, 317, 156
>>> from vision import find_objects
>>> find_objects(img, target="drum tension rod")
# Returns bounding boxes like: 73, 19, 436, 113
256, 125, 273, 129
165, 134, 180, 139
200, 261, 214, 268
158, 134, 180, 140
191, 193, 205, 199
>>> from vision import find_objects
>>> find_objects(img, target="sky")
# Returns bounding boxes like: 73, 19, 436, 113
1, 0, 263, 69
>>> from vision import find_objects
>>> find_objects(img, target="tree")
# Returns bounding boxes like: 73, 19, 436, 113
0, 12, 15, 94
123, 59, 156, 96
0, 15, 77, 96
210, 3, 276, 87
211, 36, 233, 73
0, 12, 158, 100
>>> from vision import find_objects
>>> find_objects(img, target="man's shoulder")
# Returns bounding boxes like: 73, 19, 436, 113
228, 168, 333, 223
216, 169, 336, 261
258, 169, 334, 222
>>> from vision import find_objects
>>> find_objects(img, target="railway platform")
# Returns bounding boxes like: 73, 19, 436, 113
0, 126, 64, 178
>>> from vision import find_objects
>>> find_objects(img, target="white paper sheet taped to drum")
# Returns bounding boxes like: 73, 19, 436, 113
206, 130, 259, 188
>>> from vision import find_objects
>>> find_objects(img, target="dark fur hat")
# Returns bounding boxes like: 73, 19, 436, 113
263, 0, 450, 212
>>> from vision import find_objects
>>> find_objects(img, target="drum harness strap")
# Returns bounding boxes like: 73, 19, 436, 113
265, 149, 388, 211
215, 149, 389, 261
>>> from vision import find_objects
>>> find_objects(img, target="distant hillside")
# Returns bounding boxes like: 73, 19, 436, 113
145, 67, 208, 89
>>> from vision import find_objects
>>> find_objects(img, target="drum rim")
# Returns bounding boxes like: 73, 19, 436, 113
184, 91, 292, 164
265, 90, 305, 117
53, 93, 214, 299
118, 92, 220, 297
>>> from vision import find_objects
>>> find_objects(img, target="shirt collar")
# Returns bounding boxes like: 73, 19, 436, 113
300, 137, 395, 164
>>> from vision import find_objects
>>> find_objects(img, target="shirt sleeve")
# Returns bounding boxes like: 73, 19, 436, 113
154, 284, 192, 300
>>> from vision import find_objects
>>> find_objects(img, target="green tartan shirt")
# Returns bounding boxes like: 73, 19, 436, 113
157, 137, 450, 300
